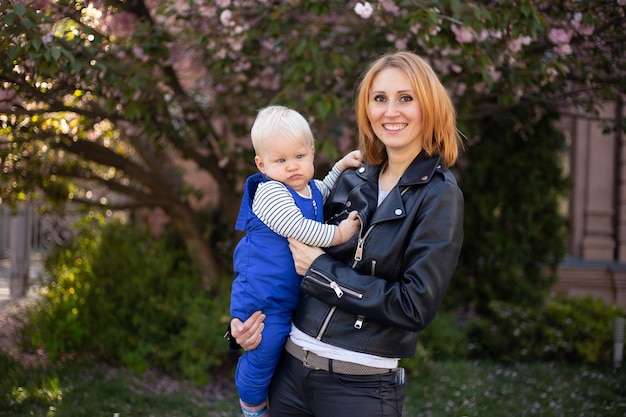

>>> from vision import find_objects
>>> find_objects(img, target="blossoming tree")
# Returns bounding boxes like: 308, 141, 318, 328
1, 0, 625, 288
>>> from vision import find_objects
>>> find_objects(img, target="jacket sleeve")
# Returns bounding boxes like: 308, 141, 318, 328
301, 180, 464, 332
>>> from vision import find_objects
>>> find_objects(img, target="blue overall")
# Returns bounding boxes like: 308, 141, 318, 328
231, 173, 324, 405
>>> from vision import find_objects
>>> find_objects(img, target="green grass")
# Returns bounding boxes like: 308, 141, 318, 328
404, 360, 626, 416
1, 351, 625, 417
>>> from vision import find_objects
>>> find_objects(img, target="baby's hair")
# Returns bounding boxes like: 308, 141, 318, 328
251, 105, 315, 153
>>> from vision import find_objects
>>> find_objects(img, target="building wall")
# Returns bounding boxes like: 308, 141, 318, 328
554, 100, 626, 306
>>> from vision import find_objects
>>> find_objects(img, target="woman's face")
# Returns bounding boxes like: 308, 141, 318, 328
367, 67, 423, 157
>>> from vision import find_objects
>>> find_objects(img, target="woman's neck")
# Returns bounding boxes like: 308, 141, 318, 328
380, 149, 420, 190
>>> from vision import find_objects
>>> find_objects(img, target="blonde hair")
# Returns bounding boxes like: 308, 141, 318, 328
251, 105, 315, 153
355, 51, 462, 167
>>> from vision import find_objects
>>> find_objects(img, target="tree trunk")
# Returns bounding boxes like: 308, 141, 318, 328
164, 201, 220, 290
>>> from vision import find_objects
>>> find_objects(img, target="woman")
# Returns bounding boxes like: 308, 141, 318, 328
230, 51, 464, 417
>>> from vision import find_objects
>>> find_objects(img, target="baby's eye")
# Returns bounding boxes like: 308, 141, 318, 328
296, 154, 305, 159
277, 158, 286, 163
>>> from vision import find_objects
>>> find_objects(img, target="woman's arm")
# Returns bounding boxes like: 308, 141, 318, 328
290, 181, 464, 332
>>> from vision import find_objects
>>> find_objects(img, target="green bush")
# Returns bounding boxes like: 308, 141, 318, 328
451, 107, 569, 314
467, 294, 626, 364
23, 213, 234, 383
400, 312, 468, 375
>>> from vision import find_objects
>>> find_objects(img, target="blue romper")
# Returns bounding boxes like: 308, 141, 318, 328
231, 173, 324, 405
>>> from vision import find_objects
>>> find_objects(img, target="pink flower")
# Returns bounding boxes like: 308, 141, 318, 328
507, 36, 532, 53
354, 2, 373, 19
381, 0, 399, 16
451, 25, 474, 44
548, 28, 572, 45
220, 9, 234, 26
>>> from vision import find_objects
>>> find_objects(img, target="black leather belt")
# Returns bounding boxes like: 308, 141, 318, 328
285, 338, 393, 375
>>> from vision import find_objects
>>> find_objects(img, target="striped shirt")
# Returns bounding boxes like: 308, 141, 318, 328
252, 164, 343, 248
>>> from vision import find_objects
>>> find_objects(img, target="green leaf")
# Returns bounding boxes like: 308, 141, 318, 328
12, 2, 26, 17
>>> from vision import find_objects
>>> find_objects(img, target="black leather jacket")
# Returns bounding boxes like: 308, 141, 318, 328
292, 151, 464, 358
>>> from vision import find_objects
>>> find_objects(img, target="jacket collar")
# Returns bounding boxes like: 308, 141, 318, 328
355, 151, 443, 186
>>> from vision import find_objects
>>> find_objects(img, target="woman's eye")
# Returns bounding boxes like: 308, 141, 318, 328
400, 95, 413, 102
373, 95, 386, 102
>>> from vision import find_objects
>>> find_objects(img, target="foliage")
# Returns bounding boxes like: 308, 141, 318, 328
22, 212, 234, 383
1, 0, 625, 290
0, 354, 241, 416
467, 294, 626, 364
0, 351, 63, 415
1, 352, 624, 417
449, 106, 569, 311
400, 311, 468, 375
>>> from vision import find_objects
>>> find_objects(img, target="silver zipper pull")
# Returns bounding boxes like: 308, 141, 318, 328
330, 281, 344, 298
354, 238, 364, 261
354, 315, 364, 329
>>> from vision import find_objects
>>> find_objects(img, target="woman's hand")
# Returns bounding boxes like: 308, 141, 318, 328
231, 311, 266, 351
288, 238, 325, 275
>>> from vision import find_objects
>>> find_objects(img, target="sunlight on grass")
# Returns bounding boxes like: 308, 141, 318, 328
1, 351, 624, 417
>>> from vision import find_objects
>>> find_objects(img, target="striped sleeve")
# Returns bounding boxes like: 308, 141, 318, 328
314, 163, 342, 202
252, 181, 337, 247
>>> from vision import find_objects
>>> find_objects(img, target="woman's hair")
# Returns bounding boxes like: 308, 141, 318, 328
251, 105, 315, 153
355, 51, 462, 167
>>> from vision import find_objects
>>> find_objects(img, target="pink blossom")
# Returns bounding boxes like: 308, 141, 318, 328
429, 25, 441, 36
451, 25, 474, 44
507, 36, 532, 53
577, 25, 594, 36
569, 14, 594, 37
381, 0, 399, 16
486, 65, 501, 83
394, 38, 408, 50
548, 28, 573, 56
220, 9, 234, 26
455, 82, 467, 96
354, 2, 373, 19
548, 28, 572, 45
554, 43, 572, 55
475, 30, 489, 42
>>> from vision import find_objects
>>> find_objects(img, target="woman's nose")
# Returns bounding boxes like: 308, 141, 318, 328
384, 102, 399, 116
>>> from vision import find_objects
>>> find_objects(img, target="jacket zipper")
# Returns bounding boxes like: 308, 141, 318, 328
316, 187, 412, 339
305, 268, 363, 299
316, 306, 336, 339
353, 223, 376, 267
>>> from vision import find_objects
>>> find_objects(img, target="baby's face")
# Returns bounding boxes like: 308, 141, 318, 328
255, 135, 315, 193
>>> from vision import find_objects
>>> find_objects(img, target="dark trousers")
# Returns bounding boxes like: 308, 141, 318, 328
268, 350, 406, 417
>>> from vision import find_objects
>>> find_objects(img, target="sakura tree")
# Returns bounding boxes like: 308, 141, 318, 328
1, 0, 624, 288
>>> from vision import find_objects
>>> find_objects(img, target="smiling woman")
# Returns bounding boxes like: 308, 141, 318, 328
368, 66, 425, 192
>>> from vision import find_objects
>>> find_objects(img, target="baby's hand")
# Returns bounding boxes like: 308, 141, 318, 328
332, 210, 360, 246
337, 150, 362, 171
